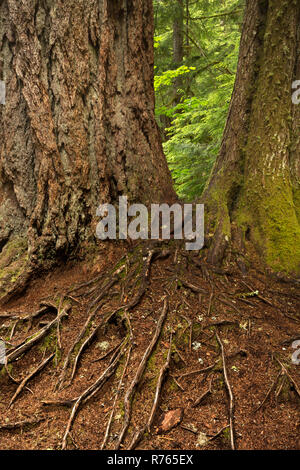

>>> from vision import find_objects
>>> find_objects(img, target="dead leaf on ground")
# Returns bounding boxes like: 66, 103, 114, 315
156, 408, 183, 434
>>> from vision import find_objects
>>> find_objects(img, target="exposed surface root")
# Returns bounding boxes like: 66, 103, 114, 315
128, 334, 173, 450
115, 298, 168, 449
61, 345, 126, 450
0, 416, 46, 430
8, 353, 55, 408
101, 347, 132, 450
7, 305, 70, 363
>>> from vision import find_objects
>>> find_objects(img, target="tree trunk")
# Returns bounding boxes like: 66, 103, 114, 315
172, 0, 184, 105
203, 0, 300, 275
0, 0, 175, 298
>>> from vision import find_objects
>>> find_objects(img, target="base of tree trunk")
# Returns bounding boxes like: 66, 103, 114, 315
201, 0, 300, 277
0, 237, 32, 304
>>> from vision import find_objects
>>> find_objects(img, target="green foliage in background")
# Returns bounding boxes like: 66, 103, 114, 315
154, 0, 244, 200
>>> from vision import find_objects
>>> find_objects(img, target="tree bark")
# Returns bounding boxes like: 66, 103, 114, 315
203, 0, 300, 275
0, 0, 175, 298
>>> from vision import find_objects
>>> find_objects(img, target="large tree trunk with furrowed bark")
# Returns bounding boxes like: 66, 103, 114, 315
0, 0, 175, 300
203, 0, 300, 276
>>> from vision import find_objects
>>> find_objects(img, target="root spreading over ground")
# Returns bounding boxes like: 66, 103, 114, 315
0, 242, 299, 450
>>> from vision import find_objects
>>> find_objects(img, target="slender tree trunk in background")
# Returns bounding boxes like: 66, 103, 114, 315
203, 0, 300, 275
172, 0, 184, 104
158, 0, 184, 141
0, 0, 175, 299
185, 0, 189, 55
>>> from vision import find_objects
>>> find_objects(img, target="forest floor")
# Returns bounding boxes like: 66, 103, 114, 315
0, 241, 299, 451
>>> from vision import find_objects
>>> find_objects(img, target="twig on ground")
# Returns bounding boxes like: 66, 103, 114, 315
192, 379, 212, 408
217, 294, 242, 315
179, 279, 207, 294
253, 370, 282, 413
207, 291, 214, 316
172, 376, 185, 391
240, 280, 274, 307
173, 344, 186, 365
207, 425, 230, 442
274, 356, 300, 398
180, 424, 198, 434
173, 362, 215, 379
9, 321, 18, 340
92, 340, 124, 363
215, 329, 235, 450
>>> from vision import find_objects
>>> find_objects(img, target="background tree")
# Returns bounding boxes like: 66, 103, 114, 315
154, 0, 244, 199
0, 0, 175, 299
172, 0, 184, 105
203, 0, 300, 274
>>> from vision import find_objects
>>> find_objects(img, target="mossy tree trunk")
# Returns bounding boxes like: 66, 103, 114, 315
203, 0, 300, 275
0, 0, 175, 298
